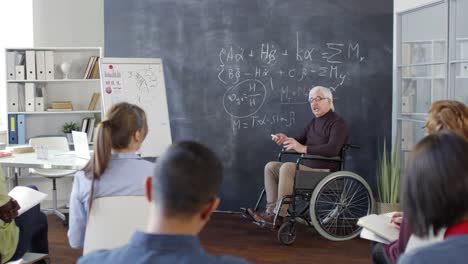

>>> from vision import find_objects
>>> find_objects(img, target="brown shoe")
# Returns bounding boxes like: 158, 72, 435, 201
247, 208, 275, 223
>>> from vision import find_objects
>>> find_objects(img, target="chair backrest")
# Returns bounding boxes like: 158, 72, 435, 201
29, 137, 70, 151
83, 196, 150, 255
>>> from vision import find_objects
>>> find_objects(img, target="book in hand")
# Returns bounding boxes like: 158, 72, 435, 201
8, 186, 47, 216
358, 213, 399, 244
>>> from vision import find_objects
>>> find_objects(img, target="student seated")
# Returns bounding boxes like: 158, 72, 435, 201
68, 102, 153, 248
0, 167, 48, 264
398, 132, 468, 264
373, 100, 468, 264
78, 141, 248, 264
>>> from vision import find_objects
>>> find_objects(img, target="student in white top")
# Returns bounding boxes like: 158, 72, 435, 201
68, 102, 154, 248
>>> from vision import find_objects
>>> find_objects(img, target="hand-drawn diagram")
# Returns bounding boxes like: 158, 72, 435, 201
223, 79, 267, 118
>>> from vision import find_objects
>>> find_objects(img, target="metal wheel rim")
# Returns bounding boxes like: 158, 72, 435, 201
310, 171, 373, 241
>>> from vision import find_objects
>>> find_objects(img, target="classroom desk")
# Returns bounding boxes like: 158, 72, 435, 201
0, 150, 88, 220
0, 150, 88, 186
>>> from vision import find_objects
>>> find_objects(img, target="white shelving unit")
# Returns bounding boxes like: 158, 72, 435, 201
5, 47, 102, 145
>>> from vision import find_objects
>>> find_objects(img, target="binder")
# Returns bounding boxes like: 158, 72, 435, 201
17, 84, 26, 112
25, 50, 36, 80
6, 51, 16, 80
7, 83, 19, 112
17, 114, 26, 144
35, 51, 46, 80
15, 65, 25, 80
35, 97, 45, 112
81, 118, 89, 133
25, 83, 36, 112
45, 51, 55, 79
8, 114, 18, 144
87, 118, 96, 142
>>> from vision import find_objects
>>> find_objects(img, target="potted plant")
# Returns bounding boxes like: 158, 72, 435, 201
62, 122, 80, 143
376, 141, 401, 213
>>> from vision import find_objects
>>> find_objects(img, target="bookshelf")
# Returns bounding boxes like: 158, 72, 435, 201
5, 47, 102, 145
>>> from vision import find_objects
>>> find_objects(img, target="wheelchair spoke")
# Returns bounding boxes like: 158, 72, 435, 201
312, 176, 372, 239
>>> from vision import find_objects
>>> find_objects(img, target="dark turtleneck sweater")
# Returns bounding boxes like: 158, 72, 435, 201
293, 110, 349, 171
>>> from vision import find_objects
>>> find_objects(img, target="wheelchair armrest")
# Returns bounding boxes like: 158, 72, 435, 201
277, 149, 302, 161
345, 144, 360, 150
299, 154, 342, 162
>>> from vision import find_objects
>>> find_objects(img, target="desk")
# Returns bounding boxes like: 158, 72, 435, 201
0, 150, 88, 185
0, 150, 88, 220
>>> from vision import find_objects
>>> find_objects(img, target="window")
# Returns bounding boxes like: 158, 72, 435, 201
0, 1, 33, 131
396, 0, 467, 168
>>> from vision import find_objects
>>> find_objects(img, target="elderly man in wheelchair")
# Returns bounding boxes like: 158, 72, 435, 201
242, 86, 373, 245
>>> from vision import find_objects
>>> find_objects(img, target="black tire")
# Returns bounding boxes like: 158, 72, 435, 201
277, 221, 297, 245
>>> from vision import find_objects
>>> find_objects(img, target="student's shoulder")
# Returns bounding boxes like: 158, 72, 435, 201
211, 255, 249, 264
398, 240, 460, 264
135, 158, 155, 169
78, 249, 124, 264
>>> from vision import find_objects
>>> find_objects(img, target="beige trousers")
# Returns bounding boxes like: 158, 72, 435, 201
264, 161, 329, 216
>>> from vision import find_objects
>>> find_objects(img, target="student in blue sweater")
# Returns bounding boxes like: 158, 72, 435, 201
398, 132, 468, 264
78, 141, 248, 264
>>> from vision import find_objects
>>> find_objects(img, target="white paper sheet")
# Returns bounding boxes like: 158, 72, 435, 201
8, 186, 47, 216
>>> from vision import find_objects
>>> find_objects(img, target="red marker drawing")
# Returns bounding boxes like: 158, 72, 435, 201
105, 86, 112, 94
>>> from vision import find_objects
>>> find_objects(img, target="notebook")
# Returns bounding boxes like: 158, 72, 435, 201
357, 213, 399, 242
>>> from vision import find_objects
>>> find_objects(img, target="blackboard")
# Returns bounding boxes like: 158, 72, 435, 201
105, 0, 393, 210
99, 57, 172, 157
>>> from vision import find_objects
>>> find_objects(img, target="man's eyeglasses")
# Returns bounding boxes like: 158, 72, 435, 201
309, 96, 328, 103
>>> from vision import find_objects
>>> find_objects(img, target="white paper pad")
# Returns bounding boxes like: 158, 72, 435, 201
8, 186, 47, 216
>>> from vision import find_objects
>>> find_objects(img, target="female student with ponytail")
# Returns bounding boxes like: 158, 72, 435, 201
68, 102, 154, 249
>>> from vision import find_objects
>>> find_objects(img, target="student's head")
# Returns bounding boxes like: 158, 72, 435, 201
309, 86, 334, 117
145, 141, 223, 230
85, 102, 148, 179
425, 100, 468, 139
402, 132, 468, 237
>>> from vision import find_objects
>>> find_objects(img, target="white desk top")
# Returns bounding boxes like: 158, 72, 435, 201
0, 150, 89, 170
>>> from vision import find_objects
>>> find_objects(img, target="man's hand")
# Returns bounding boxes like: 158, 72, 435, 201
389, 211, 403, 229
283, 138, 307, 154
272, 133, 288, 145
0, 198, 20, 223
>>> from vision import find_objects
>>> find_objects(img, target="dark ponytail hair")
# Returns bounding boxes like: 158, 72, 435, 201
83, 102, 148, 207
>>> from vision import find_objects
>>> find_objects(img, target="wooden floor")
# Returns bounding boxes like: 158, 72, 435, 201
47, 213, 372, 264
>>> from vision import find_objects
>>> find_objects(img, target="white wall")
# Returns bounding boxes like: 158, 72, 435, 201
33, 0, 104, 48
27, 0, 104, 206
0, 1, 34, 132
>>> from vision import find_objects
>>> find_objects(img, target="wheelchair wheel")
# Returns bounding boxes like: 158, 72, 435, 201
277, 221, 297, 245
309, 171, 373, 241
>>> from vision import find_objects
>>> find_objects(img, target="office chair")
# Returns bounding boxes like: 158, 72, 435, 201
29, 137, 76, 220
83, 196, 150, 254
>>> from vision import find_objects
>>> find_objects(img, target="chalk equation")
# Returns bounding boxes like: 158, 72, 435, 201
231, 111, 296, 132
223, 79, 267, 118
218, 32, 364, 131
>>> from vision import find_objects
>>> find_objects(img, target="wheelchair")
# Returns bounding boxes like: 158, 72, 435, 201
241, 144, 374, 245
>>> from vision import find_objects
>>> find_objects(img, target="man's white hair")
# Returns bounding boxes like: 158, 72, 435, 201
309, 86, 335, 111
